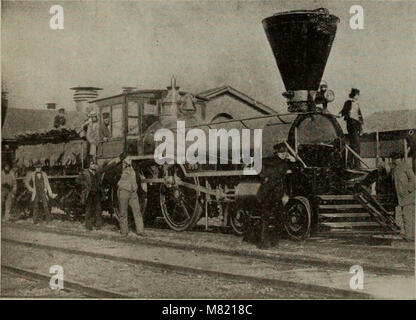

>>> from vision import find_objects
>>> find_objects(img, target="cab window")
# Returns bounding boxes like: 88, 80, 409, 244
111, 104, 123, 138
127, 101, 139, 135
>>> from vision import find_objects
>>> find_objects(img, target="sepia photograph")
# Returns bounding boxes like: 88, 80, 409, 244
1, 0, 415, 304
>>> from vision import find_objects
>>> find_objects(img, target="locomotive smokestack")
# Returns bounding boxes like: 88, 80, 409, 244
262, 8, 339, 111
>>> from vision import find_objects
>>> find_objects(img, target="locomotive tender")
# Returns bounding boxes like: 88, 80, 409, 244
11, 8, 397, 239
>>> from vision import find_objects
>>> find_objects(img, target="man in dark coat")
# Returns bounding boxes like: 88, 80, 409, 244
99, 112, 111, 141
76, 157, 121, 230
340, 88, 363, 168
254, 143, 293, 248
54, 108, 66, 128
77, 161, 104, 230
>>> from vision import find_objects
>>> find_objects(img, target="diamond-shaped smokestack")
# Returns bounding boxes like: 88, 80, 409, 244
263, 8, 339, 108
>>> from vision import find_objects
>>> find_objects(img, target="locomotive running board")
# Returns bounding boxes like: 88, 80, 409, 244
353, 185, 401, 233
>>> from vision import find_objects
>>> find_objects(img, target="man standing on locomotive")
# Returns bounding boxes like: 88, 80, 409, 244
117, 157, 146, 238
2, 162, 17, 221
54, 108, 66, 129
86, 111, 100, 161
340, 88, 364, 168
99, 112, 111, 141
24, 160, 57, 224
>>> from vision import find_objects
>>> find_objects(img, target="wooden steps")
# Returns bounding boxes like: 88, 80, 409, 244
316, 194, 396, 235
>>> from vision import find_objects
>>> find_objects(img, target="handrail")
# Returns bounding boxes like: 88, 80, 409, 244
345, 144, 370, 169
283, 141, 307, 168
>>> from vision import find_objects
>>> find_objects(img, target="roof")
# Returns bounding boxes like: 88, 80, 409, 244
196, 86, 277, 115
364, 109, 416, 132
2, 108, 86, 140
90, 89, 193, 103
70, 86, 103, 90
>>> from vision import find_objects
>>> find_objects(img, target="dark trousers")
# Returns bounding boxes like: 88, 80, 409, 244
85, 192, 102, 230
33, 194, 51, 224
258, 199, 282, 249
243, 195, 282, 249
347, 119, 362, 168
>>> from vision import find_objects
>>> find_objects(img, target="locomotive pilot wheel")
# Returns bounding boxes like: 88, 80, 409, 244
160, 165, 202, 231
283, 196, 311, 240
228, 206, 247, 236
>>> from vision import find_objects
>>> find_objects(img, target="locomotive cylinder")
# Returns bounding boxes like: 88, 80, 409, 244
234, 182, 262, 203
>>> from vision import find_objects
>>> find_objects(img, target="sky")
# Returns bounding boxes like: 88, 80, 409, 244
2, 0, 416, 118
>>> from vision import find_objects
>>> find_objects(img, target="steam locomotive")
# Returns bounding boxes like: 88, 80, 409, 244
9, 8, 398, 239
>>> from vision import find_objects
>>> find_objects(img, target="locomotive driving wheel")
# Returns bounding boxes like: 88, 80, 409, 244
160, 165, 202, 231
283, 196, 311, 240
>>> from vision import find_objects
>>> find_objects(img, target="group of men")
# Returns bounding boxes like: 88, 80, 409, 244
83, 111, 111, 161
1, 154, 146, 238
75, 155, 145, 238
54, 107, 112, 162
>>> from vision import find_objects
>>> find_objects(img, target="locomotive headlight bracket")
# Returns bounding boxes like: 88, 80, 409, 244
324, 89, 335, 102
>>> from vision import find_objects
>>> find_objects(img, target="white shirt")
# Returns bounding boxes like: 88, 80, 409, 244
349, 99, 361, 122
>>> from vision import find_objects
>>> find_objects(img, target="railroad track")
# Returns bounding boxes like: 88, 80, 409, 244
2, 265, 128, 298
3, 221, 413, 277
2, 235, 374, 299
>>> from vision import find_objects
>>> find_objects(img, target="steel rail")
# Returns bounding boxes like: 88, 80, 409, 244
3, 222, 413, 276
2, 237, 373, 299
1, 265, 129, 298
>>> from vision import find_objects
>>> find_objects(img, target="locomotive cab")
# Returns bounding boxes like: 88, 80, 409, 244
93, 91, 161, 160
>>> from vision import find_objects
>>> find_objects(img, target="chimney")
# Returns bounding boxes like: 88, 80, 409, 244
70, 86, 102, 114
46, 103, 57, 110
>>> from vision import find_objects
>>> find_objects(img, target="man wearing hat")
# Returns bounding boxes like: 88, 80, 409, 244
391, 152, 415, 241
77, 160, 104, 230
86, 111, 100, 160
315, 80, 329, 112
2, 162, 17, 221
247, 142, 294, 248
340, 88, 364, 168
24, 161, 56, 224
99, 112, 111, 142
54, 108, 66, 129
117, 156, 145, 238
77, 157, 121, 230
